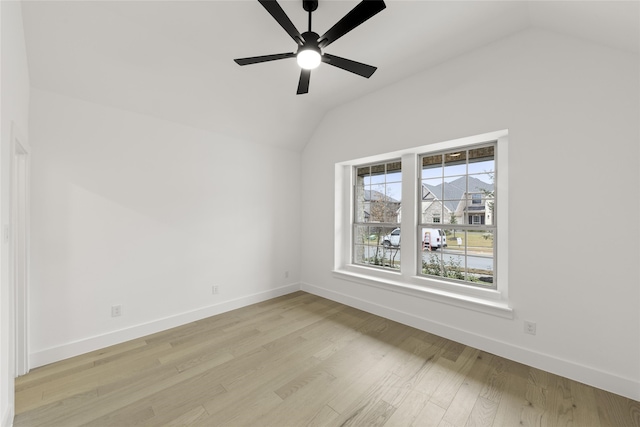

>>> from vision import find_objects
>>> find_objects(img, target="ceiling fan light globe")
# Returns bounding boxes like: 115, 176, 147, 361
297, 49, 321, 70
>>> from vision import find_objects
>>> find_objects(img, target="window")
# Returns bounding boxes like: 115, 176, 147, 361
420, 144, 496, 287
335, 130, 510, 317
469, 214, 484, 225
352, 161, 401, 270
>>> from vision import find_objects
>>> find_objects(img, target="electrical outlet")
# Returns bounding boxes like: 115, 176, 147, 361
212, 286, 219, 295
524, 320, 537, 335
111, 305, 122, 317
285, 271, 289, 278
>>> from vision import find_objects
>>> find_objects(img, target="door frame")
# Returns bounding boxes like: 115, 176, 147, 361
10, 121, 30, 376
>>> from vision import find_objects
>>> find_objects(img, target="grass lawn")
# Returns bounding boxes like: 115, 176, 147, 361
446, 230, 493, 253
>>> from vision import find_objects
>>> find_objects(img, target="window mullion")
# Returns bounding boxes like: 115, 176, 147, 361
400, 153, 417, 277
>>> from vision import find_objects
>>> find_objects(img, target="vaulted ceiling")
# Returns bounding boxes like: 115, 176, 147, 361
21, 1, 639, 151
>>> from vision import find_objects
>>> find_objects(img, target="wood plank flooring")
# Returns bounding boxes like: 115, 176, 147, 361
14, 292, 640, 426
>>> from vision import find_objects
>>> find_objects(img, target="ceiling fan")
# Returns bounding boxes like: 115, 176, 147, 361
234, 0, 386, 95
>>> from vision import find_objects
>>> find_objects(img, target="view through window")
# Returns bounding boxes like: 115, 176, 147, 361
420, 144, 496, 286
350, 144, 497, 289
353, 160, 402, 270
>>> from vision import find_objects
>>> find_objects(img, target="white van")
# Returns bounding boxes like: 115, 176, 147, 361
382, 228, 447, 250
421, 228, 447, 251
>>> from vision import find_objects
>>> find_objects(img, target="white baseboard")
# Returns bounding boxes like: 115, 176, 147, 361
300, 282, 640, 401
30, 284, 300, 368
2, 406, 14, 427
28, 281, 639, 401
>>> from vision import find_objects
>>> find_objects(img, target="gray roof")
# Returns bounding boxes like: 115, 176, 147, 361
364, 189, 400, 204
423, 176, 493, 212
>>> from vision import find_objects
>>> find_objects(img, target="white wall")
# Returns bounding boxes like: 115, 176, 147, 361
1, 1, 31, 425
28, 88, 301, 366
300, 28, 640, 400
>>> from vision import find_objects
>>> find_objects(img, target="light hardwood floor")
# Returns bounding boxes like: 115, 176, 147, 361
14, 292, 640, 426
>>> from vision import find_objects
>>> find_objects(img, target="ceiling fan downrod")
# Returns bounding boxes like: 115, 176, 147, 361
303, 0, 318, 32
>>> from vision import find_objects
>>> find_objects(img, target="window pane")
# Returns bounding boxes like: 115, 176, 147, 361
356, 166, 370, 186
421, 178, 443, 200
469, 172, 494, 187
422, 251, 445, 277
370, 175, 385, 185
468, 147, 494, 185
354, 181, 367, 222
467, 229, 494, 285
441, 210, 459, 225
371, 164, 385, 174
422, 154, 443, 179
353, 225, 371, 245
421, 250, 466, 281
422, 228, 464, 278
468, 229, 494, 252
384, 182, 401, 222
369, 163, 386, 184
468, 159, 495, 175
422, 168, 442, 180
386, 161, 402, 183
353, 225, 370, 265
440, 200, 464, 223
369, 193, 397, 223
420, 227, 447, 250
356, 166, 370, 177
386, 171, 402, 183
353, 225, 400, 269
443, 151, 467, 177
448, 229, 465, 249
385, 182, 402, 201
442, 177, 466, 200
469, 146, 494, 163
421, 200, 444, 224
467, 256, 494, 287
386, 161, 401, 173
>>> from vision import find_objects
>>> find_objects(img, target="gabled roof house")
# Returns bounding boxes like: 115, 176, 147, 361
421, 176, 494, 225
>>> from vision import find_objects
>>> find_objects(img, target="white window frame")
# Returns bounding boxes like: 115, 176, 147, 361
419, 143, 496, 287
334, 130, 511, 318
351, 160, 403, 271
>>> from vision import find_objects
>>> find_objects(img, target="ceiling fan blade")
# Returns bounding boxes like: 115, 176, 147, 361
297, 69, 311, 94
322, 53, 377, 78
318, 0, 386, 49
234, 52, 296, 66
258, 0, 304, 46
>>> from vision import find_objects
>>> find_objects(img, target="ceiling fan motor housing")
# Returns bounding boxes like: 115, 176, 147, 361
297, 31, 321, 55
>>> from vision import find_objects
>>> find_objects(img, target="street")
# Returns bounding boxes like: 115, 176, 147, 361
362, 246, 493, 271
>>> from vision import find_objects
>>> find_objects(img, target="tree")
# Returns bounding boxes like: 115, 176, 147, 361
449, 212, 457, 237
368, 187, 400, 224
479, 172, 495, 216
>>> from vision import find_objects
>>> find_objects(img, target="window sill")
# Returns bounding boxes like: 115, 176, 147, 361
332, 266, 513, 319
